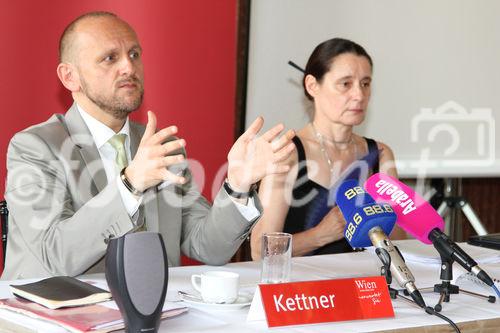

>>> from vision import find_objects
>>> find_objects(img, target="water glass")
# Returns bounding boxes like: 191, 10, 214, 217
260, 232, 292, 283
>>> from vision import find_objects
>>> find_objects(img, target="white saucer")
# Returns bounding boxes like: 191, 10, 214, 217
179, 292, 253, 310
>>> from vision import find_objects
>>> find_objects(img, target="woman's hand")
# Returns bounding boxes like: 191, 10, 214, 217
312, 206, 346, 247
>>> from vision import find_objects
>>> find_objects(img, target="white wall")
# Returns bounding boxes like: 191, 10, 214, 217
246, 0, 500, 177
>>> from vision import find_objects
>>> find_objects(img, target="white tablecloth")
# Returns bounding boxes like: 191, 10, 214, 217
1, 240, 499, 332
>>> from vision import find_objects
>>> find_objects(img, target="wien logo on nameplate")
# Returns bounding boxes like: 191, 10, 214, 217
258, 276, 394, 327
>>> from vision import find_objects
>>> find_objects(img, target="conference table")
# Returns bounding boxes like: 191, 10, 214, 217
0, 240, 499, 332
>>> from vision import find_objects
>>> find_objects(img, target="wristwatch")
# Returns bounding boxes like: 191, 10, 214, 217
120, 167, 144, 196
223, 179, 257, 199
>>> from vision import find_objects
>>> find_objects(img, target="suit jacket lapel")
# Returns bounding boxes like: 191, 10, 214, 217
64, 105, 160, 232
64, 103, 107, 193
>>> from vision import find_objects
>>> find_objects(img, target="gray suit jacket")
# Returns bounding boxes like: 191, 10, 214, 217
2, 104, 261, 279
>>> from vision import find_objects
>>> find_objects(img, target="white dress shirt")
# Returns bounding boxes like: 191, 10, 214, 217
77, 105, 259, 221
77, 106, 142, 218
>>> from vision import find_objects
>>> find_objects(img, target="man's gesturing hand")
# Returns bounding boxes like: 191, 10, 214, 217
125, 111, 186, 193
227, 117, 295, 192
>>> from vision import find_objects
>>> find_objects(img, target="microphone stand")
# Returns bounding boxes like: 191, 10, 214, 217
431, 254, 459, 311
420, 249, 495, 312
436, 178, 488, 239
376, 248, 465, 333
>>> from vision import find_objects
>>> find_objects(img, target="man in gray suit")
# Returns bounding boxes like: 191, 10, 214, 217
2, 12, 295, 279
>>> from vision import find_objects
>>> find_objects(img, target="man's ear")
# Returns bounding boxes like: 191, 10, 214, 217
304, 74, 319, 99
57, 63, 80, 92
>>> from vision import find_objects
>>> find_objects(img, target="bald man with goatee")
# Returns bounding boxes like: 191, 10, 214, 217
2, 11, 295, 279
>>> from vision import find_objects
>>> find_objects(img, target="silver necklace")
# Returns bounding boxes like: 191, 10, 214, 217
310, 123, 357, 176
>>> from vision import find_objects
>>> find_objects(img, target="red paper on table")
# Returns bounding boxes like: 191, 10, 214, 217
258, 276, 394, 327
0, 297, 187, 332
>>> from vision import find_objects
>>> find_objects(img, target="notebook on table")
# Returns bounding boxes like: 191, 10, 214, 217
9, 276, 111, 309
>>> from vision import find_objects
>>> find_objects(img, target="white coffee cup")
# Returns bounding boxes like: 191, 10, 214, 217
191, 271, 239, 304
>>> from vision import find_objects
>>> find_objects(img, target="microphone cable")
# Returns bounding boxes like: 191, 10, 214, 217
376, 247, 461, 332
398, 294, 461, 333
493, 285, 500, 299
424, 305, 461, 333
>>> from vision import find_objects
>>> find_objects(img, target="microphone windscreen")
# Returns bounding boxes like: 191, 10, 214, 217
336, 179, 375, 220
364, 173, 444, 244
337, 180, 396, 248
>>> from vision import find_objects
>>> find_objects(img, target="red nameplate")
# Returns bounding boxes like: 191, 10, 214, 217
258, 276, 394, 327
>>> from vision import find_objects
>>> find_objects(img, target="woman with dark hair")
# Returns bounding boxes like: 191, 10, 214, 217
250, 38, 405, 259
